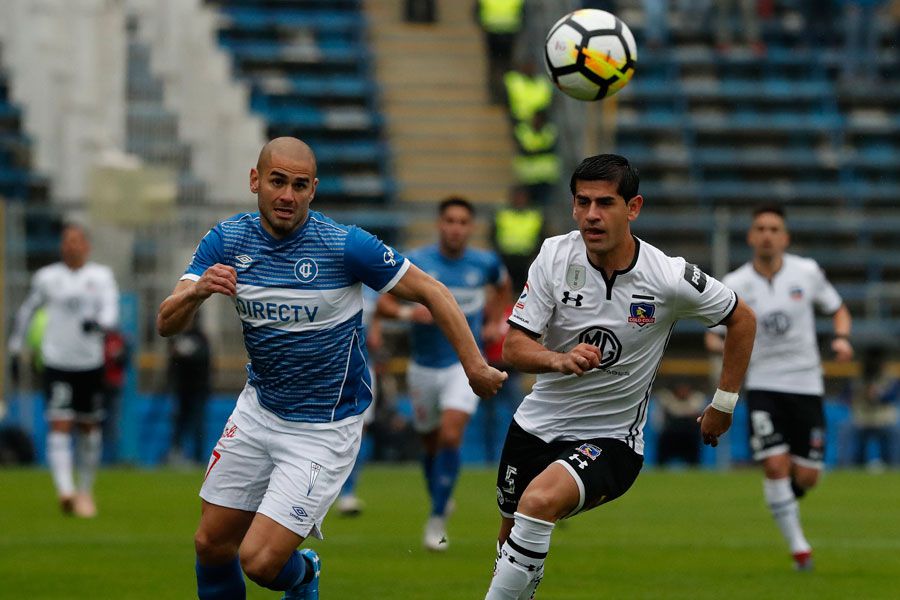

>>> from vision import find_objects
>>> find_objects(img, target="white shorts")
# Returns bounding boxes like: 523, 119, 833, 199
407, 361, 478, 433
200, 384, 364, 540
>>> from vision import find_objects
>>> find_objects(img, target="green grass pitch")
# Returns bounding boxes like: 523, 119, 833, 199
1, 466, 899, 599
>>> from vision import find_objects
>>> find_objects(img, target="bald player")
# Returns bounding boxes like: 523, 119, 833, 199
157, 137, 506, 599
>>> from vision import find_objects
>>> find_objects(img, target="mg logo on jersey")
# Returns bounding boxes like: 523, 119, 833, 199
761, 311, 791, 337
578, 326, 622, 368
294, 258, 318, 283
562, 292, 583, 306
383, 246, 397, 266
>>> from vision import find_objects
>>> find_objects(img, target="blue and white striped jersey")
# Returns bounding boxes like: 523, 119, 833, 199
407, 244, 505, 368
182, 211, 409, 423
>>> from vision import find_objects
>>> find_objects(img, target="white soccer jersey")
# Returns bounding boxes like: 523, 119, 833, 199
509, 233, 737, 454
8, 262, 119, 371
719, 253, 842, 396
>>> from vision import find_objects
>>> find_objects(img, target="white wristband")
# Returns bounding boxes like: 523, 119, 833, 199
710, 389, 739, 414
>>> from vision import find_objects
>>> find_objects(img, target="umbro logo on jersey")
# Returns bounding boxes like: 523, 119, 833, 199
562, 292, 583, 306
235, 254, 253, 269
290, 506, 308, 521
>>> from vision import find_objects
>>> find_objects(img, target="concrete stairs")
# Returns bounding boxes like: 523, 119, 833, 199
364, 0, 515, 247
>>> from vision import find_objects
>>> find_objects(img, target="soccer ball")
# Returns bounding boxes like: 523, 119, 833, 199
544, 9, 637, 101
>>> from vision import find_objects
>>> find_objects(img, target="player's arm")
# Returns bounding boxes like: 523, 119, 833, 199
698, 298, 756, 446
830, 303, 853, 362
156, 264, 236, 337
387, 263, 507, 398
503, 326, 601, 376
375, 289, 432, 324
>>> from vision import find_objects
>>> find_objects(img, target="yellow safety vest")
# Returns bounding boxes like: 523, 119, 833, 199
513, 121, 557, 154
504, 71, 553, 122
513, 121, 560, 184
495, 209, 543, 255
479, 0, 525, 34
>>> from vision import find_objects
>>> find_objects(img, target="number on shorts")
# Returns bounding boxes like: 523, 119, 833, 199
502, 465, 517, 494
751, 410, 775, 437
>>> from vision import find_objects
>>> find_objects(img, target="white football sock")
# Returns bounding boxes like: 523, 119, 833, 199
764, 477, 811, 554
48, 431, 75, 497
76, 429, 102, 494
485, 513, 554, 600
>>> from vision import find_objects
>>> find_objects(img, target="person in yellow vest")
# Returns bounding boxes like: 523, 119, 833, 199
503, 60, 553, 123
477, 0, 525, 103
512, 110, 561, 205
491, 186, 548, 295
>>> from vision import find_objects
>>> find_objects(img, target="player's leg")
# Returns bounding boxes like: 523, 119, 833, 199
407, 362, 443, 512
195, 386, 274, 598
43, 368, 76, 514
72, 368, 105, 517
252, 409, 364, 597
488, 437, 642, 599
194, 500, 255, 599
788, 394, 826, 498
749, 391, 812, 569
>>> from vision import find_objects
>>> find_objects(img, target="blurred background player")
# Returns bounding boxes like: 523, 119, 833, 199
157, 137, 506, 599
7, 223, 120, 517
654, 381, 706, 467
705, 203, 853, 570
166, 312, 212, 467
378, 196, 511, 551
843, 343, 899, 469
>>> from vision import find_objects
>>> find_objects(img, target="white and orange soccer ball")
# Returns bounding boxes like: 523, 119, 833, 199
544, 9, 637, 101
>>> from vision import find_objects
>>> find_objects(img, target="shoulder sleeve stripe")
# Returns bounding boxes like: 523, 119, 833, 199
377, 259, 410, 294
709, 291, 739, 328
508, 319, 541, 338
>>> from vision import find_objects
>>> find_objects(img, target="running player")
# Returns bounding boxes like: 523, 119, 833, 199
8, 222, 119, 518
483, 154, 756, 599
705, 203, 852, 571
378, 196, 511, 551
157, 137, 506, 599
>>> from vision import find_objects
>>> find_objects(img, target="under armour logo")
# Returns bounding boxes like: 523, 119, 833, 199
562, 292, 583, 306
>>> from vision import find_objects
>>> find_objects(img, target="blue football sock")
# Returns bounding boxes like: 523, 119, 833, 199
422, 453, 436, 500
196, 557, 246, 600
263, 550, 307, 591
341, 456, 362, 497
431, 447, 461, 516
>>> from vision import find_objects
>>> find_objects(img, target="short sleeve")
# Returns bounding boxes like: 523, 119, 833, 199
810, 263, 842, 315
675, 261, 738, 327
344, 227, 409, 293
182, 227, 226, 281
508, 243, 555, 335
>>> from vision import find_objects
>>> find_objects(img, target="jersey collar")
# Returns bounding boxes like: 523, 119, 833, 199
585, 236, 641, 300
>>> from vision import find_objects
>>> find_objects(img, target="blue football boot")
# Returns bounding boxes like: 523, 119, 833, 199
282, 549, 320, 600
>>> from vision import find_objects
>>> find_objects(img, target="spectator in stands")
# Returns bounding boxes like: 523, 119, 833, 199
655, 382, 706, 466
845, 344, 899, 468
503, 60, 553, 124
799, 0, 840, 49
491, 185, 547, 295
641, 0, 670, 49
477, 0, 525, 104
101, 329, 129, 464
512, 110, 561, 205
713, 0, 765, 55
842, 0, 887, 84
157, 137, 506, 599
8, 222, 120, 518
166, 312, 211, 467
705, 203, 853, 571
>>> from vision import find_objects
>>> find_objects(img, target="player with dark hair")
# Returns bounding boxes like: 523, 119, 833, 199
484, 154, 756, 599
706, 203, 852, 571
8, 223, 119, 518
379, 195, 511, 551
157, 137, 506, 599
